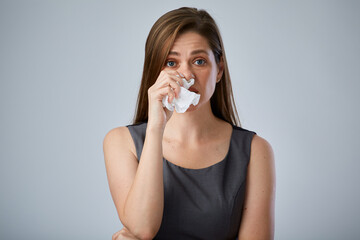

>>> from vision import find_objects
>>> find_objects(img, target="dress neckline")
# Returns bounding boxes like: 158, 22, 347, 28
163, 123, 234, 171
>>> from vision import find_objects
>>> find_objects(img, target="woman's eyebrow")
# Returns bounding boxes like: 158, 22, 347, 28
168, 51, 179, 56
168, 49, 209, 56
191, 49, 208, 55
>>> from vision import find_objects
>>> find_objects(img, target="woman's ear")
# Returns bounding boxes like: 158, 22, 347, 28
216, 56, 224, 83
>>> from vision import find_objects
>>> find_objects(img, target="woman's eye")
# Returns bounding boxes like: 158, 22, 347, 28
194, 59, 206, 65
166, 61, 176, 67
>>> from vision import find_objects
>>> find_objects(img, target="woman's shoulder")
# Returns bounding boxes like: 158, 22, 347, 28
104, 125, 130, 141
249, 133, 274, 166
253, 133, 272, 146
226, 120, 272, 160
103, 125, 137, 160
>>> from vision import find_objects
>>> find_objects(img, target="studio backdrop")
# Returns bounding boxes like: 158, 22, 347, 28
1, 0, 359, 239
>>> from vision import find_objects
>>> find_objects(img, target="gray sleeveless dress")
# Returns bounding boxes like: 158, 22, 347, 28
126, 121, 257, 240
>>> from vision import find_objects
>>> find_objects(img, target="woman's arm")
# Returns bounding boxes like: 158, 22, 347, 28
103, 126, 164, 240
104, 69, 182, 239
238, 134, 276, 240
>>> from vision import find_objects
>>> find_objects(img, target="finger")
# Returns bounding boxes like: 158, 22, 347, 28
151, 77, 181, 98
163, 78, 183, 98
162, 74, 183, 87
120, 227, 139, 239
162, 69, 182, 78
177, 72, 185, 78
167, 86, 175, 103
172, 81, 182, 99
150, 84, 175, 102
158, 81, 178, 100
173, 75, 184, 87
112, 230, 122, 240
158, 70, 184, 86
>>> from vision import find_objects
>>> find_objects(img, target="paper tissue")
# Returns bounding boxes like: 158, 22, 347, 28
162, 77, 200, 113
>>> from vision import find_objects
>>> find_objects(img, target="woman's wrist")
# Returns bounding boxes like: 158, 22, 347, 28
146, 123, 165, 136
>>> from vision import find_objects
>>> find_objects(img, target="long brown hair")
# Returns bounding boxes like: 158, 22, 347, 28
131, 7, 242, 127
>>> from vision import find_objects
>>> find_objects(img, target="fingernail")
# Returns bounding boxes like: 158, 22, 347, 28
177, 81, 183, 87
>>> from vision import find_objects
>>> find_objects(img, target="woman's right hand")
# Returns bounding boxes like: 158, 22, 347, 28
112, 227, 140, 240
147, 70, 183, 131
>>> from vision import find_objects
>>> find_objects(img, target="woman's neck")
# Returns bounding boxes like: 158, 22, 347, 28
163, 102, 223, 144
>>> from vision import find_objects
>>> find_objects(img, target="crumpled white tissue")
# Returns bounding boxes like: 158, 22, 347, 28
162, 78, 200, 113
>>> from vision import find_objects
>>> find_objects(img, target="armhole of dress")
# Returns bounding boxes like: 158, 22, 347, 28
247, 131, 257, 166
125, 125, 140, 162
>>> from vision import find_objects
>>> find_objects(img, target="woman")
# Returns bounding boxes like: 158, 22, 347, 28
104, 7, 275, 240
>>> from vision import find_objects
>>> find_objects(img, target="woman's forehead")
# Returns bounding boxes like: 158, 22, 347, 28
170, 32, 211, 54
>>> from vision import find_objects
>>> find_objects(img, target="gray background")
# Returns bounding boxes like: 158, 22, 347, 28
1, 0, 359, 239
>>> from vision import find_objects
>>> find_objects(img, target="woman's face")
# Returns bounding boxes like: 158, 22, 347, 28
163, 31, 223, 109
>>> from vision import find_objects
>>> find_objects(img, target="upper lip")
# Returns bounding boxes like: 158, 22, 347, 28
188, 87, 199, 93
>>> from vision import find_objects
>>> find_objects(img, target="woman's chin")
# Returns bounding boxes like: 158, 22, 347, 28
173, 103, 200, 113
185, 104, 198, 112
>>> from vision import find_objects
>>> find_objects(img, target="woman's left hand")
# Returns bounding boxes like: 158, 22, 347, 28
112, 227, 140, 240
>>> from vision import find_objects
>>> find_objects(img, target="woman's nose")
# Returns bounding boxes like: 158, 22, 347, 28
178, 71, 195, 81
176, 62, 194, 80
